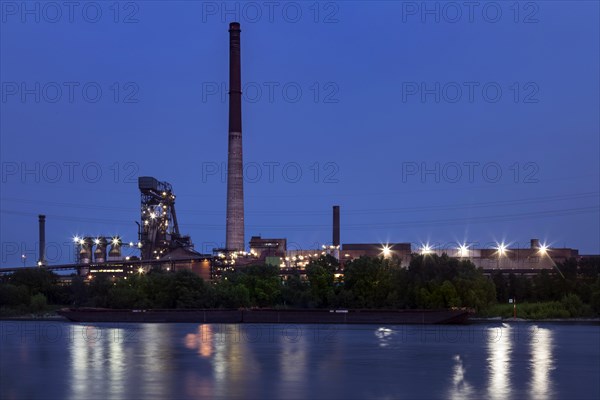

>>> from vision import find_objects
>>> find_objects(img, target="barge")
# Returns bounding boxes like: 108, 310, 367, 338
57, 308, 470, 324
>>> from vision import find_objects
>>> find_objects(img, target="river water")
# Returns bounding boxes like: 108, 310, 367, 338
1, 321, 598, 399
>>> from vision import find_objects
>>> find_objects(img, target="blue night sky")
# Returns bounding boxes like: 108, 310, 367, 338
1, 1, 599, 266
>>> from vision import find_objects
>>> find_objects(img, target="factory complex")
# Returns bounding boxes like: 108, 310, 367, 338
1, 22, 592, 281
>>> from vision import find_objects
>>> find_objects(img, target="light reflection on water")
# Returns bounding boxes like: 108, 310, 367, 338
1, 322, 598, 400
487, 323, 512, 400
449, 354, 474, 400
374, 327, 394, 347
530, 326, 555, 398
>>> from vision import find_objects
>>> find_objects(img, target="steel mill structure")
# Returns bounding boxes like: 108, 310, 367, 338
138, 176, 192, 260
1, 22, 594, 282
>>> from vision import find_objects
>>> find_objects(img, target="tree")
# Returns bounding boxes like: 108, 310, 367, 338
305, 264, 335, 307
30, 293, 48, 314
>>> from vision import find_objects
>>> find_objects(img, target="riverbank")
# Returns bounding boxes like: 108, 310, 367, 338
53, 308, 470, 324
2, 309, 599, 324
478, 298, 598, 319
470, 317, 600, 323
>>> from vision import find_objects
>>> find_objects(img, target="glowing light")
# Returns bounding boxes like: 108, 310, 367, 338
111, 237, 120, 246
137, 242, 142, 248
138, 267, 144, 274
129, 242, 134, 247
73, 236, 81, 243
94, 238, 100, 245
539, 243, 549, 255
382, 245, 391, 258
458, 244, 469, 257
421, 244, 432, 255
496, 242, 507, 256
150, 212, 156, 219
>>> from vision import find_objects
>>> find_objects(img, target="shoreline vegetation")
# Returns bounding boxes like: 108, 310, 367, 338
2, 254, 599, 321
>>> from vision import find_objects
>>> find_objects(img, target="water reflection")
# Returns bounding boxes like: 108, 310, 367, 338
449, 354, 474, 399
68, 324, 176, 399
280, 329, 307, 383
487, 324, 512, 400
374, 327, 394, 347
69, 325, 125, 400
182, 324, 261, 398
184, 324, 213, 358
70, 326, 89, 400
3, 321, 593, 400
140, 324, 169, 398
108, 332, 125, 398
529, 326, 555, 398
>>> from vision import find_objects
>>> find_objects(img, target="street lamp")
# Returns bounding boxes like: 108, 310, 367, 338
21, 254, 26, 267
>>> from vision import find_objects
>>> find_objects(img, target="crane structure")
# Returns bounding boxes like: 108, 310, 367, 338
138, 176, 192, 260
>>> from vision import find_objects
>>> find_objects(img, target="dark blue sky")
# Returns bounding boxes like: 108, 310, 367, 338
1, 1, 599, 266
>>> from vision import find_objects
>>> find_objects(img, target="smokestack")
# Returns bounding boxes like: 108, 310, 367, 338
333, 205, 340, 247
38, 215, 46, 266
531, 239, 540, 249
225, 22, 245, 252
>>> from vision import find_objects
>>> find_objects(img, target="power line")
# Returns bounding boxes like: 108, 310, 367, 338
2, 205, 597, 231
1, 191, 598, 216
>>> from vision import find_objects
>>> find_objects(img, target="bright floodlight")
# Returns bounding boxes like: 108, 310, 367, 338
458, 244, 469, 257
94, 238, 100, 245
111, 237, 120, 245
496, 242, 507, 255
73, 236, 81, 243
539, 243, 549, 255
382, 245, 391, 258
421, 244, 432, 255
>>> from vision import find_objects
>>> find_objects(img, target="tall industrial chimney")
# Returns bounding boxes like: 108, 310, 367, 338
38, 214, 46, 266
333, 205, 340, 247
225, 22, 245, 252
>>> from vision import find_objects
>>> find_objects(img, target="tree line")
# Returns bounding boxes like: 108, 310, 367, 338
1, 254, 599, 317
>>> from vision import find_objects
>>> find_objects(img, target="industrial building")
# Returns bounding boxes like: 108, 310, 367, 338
0, 22, 592, 282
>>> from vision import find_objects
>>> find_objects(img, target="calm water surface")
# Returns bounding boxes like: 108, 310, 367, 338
1, 321, 599, 399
